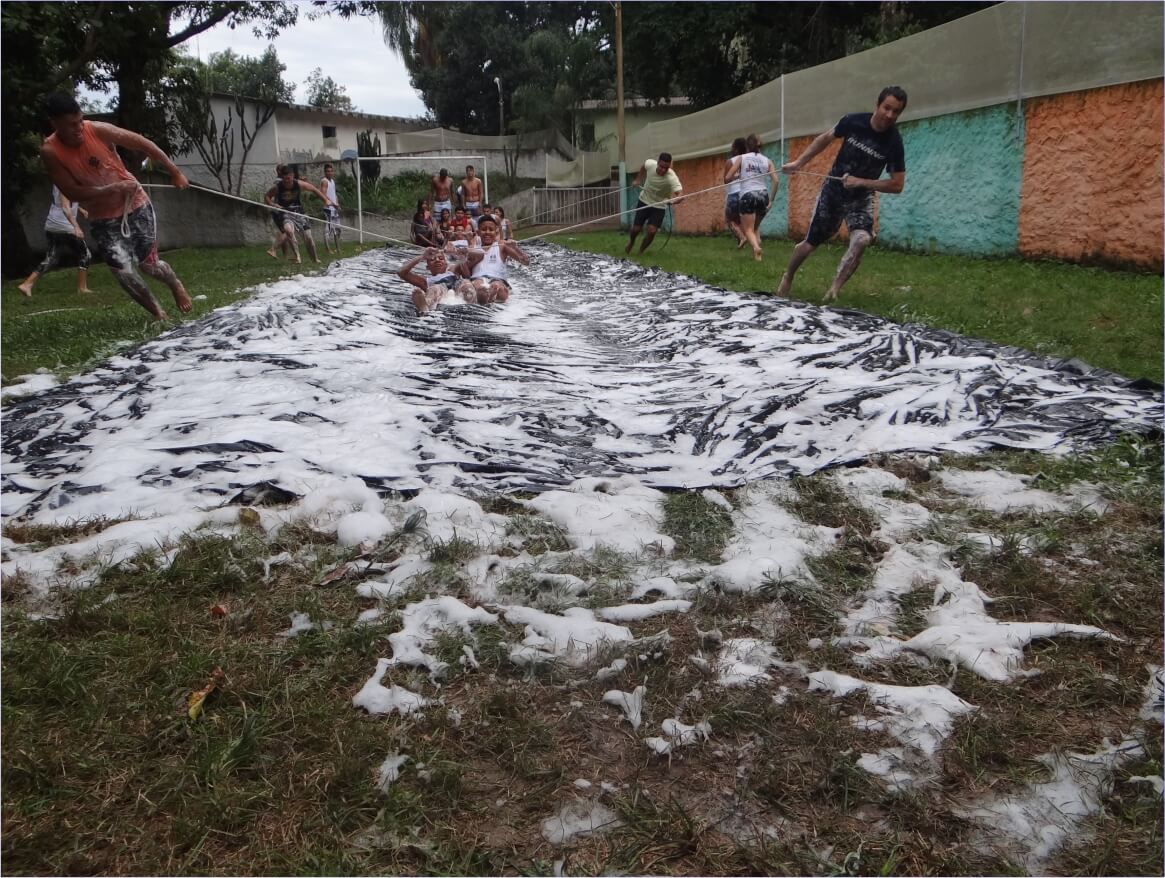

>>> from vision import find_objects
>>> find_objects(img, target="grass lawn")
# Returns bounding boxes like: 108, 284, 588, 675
537, 231, 1164, 384
2, 235, 1162, 875
1, 242, 381, 384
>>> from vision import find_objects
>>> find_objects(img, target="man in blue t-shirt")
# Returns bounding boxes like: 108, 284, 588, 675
776, 86, 908, 303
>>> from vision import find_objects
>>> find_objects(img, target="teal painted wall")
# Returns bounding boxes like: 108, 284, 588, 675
878, 105, 1023, 255
757, 143, 789, 240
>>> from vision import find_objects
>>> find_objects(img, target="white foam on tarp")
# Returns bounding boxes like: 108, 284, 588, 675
525, 476, 674, 556
602, 685, 646, 729
352, 658, 432, 716
3, 246, 1158, 592
2, 371, 61, 399
959, 738, 1144, 872
706, 484, 841, 593
540, 799, 621, 844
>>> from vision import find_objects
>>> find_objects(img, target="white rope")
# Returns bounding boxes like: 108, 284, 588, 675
146, 164, 845, 252
141, 183, 417, 249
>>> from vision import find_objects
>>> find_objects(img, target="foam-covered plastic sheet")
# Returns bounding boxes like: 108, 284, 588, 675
2, 244, 1159, 523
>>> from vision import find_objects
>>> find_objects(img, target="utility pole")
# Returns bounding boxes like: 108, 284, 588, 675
615, 0, 627, 224
495, 76, 504, 136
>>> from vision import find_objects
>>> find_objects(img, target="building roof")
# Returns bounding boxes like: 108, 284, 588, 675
210, 91, 431, 129
578, 97, 692, 111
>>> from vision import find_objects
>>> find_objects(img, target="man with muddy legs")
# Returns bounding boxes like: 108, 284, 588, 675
776, 87, 908, 303
39, 92, 192, 321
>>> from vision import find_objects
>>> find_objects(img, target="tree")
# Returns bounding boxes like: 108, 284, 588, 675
178, 47, 296, 194
615, 2, 997, 110
0, 1, 299, 275
1, 2, 105, 273
371, 2, 610, 138
304, 68, 355, 111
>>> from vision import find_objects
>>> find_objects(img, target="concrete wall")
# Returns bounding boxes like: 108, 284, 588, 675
1019, 79, 1163, 269
629, 79, 1161, 269
18, 179, 409, 257
880, 104, 1023, 256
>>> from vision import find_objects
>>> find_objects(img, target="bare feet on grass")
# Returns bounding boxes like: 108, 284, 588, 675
17, 282, 33, 297
172, 281, 193, 313
775, 272, 792, 297
78, 288, 94, 294
266, 248, 279, 259
822, 288, 839, 303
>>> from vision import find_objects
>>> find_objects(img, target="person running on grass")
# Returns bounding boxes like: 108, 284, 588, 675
777, 86, 907, 302
19, 185, 94, 297
725, 133, 779, 261
265, 165, 337, 265
625, 152, 683, 256
39, 91, 191, 321
723, 137, 747, 250
398, 246, 481, 314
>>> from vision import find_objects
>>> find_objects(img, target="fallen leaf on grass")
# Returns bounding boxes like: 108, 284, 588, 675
187, 667, 225, 720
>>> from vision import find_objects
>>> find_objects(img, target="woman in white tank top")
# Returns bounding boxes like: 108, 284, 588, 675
726, 133, 779, 262
723, 137, 747, 249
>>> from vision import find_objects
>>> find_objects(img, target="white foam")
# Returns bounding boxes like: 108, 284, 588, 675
525, 476, 674, 555
706, 483, 841, 593
959, 738, 1144, 871
602, 685, 646, 729
503, 605, 633, 667
540, 799, 621, 844
352, 658, 431, 715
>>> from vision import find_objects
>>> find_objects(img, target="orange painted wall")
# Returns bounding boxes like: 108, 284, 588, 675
670, 155, 731, 235
782, 137, 880, 243
1019, 80, 1163, 269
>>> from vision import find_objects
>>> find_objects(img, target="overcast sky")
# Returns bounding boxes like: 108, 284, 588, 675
186, 8, 428, 118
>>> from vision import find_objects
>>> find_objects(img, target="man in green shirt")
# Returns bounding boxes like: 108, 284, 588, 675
625, 152, 683, 255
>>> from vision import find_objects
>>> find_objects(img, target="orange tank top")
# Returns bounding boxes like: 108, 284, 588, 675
43, 121, 147, 220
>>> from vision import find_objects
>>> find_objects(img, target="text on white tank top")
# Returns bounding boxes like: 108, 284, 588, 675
471, 242, 506, 279
739, 153, 771, 195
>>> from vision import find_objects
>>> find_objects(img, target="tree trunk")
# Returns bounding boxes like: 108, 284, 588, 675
1, 197, 35, 278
